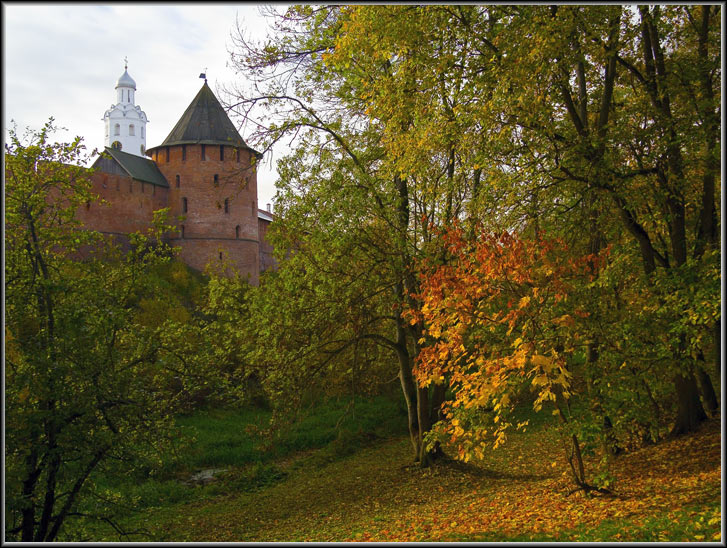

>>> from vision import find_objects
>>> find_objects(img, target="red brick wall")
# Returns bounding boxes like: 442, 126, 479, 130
80, 171, 169, 236
152, 144, 260, 282
167, 236, 260, 285
258, 217, 276, 272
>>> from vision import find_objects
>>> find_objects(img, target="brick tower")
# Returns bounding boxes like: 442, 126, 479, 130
145, 81, 262, 284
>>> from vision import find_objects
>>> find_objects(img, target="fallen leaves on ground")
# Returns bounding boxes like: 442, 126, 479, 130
137, 418, 720, 542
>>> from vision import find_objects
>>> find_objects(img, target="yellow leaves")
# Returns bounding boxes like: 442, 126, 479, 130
492, 429, 507, 449
531, 374, 548, 387
518, 295, 531, 309
530, 353, 552, 371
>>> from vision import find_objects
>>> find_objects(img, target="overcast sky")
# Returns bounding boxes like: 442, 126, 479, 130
2, 2, 285, 210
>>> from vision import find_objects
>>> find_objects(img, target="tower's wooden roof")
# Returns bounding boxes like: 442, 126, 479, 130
147, 82, 259, 156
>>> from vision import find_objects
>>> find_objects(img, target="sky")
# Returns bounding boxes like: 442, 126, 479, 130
2, 3, 286, 210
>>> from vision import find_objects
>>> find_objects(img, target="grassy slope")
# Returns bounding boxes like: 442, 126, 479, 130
90, 400, 721, 543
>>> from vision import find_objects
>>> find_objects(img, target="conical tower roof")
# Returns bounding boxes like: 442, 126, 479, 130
148, 82, 258, 154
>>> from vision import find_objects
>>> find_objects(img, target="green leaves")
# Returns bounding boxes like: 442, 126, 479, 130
5, 122, 210, 541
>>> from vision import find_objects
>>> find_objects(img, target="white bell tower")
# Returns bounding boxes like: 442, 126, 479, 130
103, 58, 148, 156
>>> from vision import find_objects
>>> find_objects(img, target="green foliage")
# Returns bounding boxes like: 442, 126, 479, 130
4, 121, 215, 541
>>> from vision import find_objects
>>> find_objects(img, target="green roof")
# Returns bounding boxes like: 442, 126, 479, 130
100, 147, 169, 187
148, 82, 259, 156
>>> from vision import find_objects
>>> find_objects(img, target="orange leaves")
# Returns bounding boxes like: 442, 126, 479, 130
409, 227, 606, 461
334, 419, 720, 543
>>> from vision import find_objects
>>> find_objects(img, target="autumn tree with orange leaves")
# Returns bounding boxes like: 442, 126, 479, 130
409, 226, 614, 492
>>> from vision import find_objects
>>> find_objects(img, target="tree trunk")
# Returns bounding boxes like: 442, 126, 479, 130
416, 386, 432, 466
431, 382, 447, 423
695, 360, 718, 417
395, 317, 420, 459
36, 450, 61, 541
20, 449, 40, 542
568, 433, 587, 487
670, 371, 707, 437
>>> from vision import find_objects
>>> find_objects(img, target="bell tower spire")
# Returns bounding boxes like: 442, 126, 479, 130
102, 60, 148, 156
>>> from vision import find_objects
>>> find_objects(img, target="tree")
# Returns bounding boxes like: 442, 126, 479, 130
327, 5, 720, 438
224, 5, 718, 476
5, 121, 194, 540
410, 225, 615, 492
225, 5, 473, 464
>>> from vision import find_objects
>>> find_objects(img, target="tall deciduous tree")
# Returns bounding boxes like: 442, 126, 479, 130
5, 122, 197, 540
224, 4, 718, 472
225, 6, 479, 464
326, 5, 720, 437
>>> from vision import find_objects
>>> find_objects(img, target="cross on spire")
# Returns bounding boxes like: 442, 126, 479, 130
124, 56, 128, 70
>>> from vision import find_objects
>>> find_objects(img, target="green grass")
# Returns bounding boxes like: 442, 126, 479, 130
69, 393, 408, 537
168, 394, 407, 470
